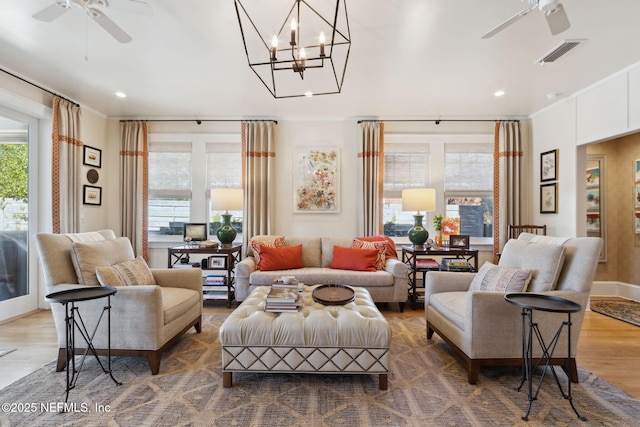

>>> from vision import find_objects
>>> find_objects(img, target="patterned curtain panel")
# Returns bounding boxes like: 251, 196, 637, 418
493, 121, 523, 260
242, 121, 276, 253
120, 121, 149, 260
357, 121, 384, 236
52, 96, 82, 234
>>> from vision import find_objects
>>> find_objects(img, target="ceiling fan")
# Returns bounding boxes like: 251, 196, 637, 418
32, 0, 152, 44
482, 0, 570, 39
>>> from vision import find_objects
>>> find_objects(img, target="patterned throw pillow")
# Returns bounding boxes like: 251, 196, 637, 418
352, 238, 387, 270
251, 236, 285, 269
95, 256, 156, 287
469, 262, 532, 293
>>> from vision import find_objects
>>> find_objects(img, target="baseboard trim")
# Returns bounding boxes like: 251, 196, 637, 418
589, 281, 640, 309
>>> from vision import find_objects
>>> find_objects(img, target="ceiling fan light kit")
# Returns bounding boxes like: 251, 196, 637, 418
234, 0, 351, 99
33, 0, 152, 43
481, 0, 570, 39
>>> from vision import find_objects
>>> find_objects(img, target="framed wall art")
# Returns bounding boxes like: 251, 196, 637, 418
636, 212, 640, 234
293, 147, 340, 213
83, 185, 102, 205
540, 183, 557, 214
635, 159, 640, 182
540, 149, 558, 182
83, 145, 102, 168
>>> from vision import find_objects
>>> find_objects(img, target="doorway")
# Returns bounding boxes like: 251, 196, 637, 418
0, 110, 39, 321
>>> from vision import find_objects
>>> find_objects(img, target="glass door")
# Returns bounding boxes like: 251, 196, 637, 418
0, 111, 39, 321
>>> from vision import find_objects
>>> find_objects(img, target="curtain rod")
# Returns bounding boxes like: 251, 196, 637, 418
0, 68, 79, 107
120, 119, 278, 125
357, 119, 519, 124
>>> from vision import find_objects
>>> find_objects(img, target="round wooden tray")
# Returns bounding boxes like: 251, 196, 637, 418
312, 284, 355, 305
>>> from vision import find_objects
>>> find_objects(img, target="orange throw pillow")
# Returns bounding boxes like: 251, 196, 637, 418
251, 236, 285, 268
355, 236, 397, 259
330, 246, 378, 272
352, 238, 387, 270
258, 244, 304, 271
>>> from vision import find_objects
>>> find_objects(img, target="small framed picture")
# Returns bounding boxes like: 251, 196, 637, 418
540, 183, 557, 214
83, 185, 102, 205
635, 212, 640, 234
540, 149, 558, 182
83, 145, 102, 168
635, 159, 640, 182
449, 235, 469, 249
208, 256, 227, 269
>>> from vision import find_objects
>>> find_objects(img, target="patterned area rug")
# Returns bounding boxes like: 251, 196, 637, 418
590, 298, 640, 327
1, 314, 639, 426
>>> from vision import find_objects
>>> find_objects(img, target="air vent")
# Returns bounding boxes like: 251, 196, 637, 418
535, 39, 585, 65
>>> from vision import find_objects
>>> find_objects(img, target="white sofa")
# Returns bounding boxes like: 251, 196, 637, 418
425, 233, 602, 384
235, 236, 409, 309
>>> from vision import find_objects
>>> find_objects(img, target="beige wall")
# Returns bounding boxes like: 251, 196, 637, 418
587, 134, 640, 284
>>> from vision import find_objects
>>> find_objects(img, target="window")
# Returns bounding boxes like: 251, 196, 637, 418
382, 135, 493, 241
148, 134, 242, 241
444, 143, 493, 239
383, 144, 429, 236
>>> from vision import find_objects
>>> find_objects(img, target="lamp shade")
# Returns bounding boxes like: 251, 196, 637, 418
402, 188, 436, 213
211, 188, 243, 212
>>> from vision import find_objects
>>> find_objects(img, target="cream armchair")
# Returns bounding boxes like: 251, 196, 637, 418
425, 233, 602, 384
35, 230, 202, 375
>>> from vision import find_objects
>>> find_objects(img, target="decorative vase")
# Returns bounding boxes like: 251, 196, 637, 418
435, 230, 442, 247
408, 214, 429, 246
217, 213, 237, 246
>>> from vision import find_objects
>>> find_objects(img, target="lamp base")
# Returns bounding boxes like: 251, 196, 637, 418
217, 213, 237, 246
408, 214, 429, 246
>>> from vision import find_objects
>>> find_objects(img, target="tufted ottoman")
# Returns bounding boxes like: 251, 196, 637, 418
219, 285, 391, 390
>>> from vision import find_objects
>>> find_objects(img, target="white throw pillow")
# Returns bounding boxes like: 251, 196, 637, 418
469, 262, 532, 292
70, 237, 135, 286
498, 239, 565, 292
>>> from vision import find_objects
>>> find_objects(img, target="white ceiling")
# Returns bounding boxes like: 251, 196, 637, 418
1, 0, 639, 120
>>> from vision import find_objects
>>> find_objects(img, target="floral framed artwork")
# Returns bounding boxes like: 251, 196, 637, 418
83, 185, 102, 205
293, 147, 340, 213
540, 149, 557, 182
540, 183, 557, 214
83, 145, 102, 168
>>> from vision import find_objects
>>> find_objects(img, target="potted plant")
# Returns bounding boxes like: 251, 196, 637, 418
433, 214, 443, 246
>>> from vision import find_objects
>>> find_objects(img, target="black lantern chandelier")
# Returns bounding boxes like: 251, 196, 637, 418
234, 0, 351, 98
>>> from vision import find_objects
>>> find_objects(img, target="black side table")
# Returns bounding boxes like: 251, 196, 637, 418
504, 293, 583, 421
46, 286, 122, 405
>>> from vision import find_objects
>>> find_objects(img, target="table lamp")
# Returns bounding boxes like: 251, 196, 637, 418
402, 188, 436, 246
211, 188, 243, 246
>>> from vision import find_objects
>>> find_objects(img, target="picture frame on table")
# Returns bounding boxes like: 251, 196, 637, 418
208, 256, 227, 269
540, 183, 557, 214
540, 149, 558, 182
83, 145, 102, 168
449, 235, 470, 249
83, 185, 102, 205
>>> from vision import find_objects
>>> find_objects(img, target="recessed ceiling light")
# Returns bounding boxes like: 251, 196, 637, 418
115, 91, 127, 98
494, 90, 505, 97
304, 91, 314, 97
546, 92, 562, 100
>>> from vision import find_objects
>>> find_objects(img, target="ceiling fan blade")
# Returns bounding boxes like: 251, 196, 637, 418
90, 9, 133, 43
481, 5, 536, 39
110, 0, 153, 17
33, 3, 69, 22
545, 3, 570, 35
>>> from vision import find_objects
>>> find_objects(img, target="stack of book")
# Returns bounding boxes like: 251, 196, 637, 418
265, 287, 302, 312
416, 258, 440, 271
203, 275, 226, 293
440, 258, 474, 272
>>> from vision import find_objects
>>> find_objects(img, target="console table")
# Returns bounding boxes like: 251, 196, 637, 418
402, 245, 479, 308
46, 286, 121, 405
168, 243, 242, 307
504, 293, 584, 421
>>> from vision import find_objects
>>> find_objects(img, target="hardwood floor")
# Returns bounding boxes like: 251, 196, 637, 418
1, 300, 639, 400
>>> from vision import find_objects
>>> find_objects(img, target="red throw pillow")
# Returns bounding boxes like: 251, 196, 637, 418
355, 235, 397, 259
258, 244, 304, 271
330, 246, 378, 272
352, 239, 387, 270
